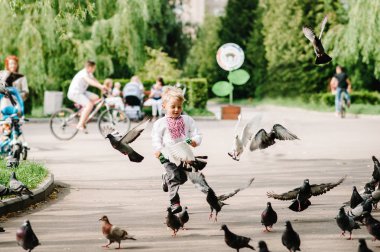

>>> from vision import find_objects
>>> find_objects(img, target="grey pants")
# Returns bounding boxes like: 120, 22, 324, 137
163, 162, 188, 205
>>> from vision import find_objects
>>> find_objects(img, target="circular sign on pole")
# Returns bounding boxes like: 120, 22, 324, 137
216, 43, 245, 71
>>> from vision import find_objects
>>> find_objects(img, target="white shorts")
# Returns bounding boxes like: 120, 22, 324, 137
67, 91, 98, 106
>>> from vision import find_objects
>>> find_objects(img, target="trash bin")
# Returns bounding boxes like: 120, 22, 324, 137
44, 91, 63, 115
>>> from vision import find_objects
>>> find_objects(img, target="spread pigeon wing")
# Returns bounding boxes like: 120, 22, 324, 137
187, 172, 211, 194
272, 124, 299, 140
5, 72, 24, 85
302, 26, 316, 43
161, 142, 195, 163
267, 187, 301, 201
249, 129, 272, 151
102, 125, 123, 141
121, 118, 150, 144
241, 115, 262, 147
319, 15, 328, 40
310, 176, 346, 196
218, 177, 255, 201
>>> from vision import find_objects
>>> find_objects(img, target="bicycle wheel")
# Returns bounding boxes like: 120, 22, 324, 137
97, 108, 130, 137
50, 108, 79, 140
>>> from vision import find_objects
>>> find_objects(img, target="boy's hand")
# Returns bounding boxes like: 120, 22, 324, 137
154, 151, 161, 158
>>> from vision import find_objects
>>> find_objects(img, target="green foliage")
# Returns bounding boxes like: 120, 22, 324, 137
137, 47, 182, 80
227, 69, 250, 85
212, 81, 233, 97
308, 91, 380, 106
0, 160, 48, 190
184, 78, 208, 109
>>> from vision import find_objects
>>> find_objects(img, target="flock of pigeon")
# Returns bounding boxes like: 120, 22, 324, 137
1, 15, 376, 252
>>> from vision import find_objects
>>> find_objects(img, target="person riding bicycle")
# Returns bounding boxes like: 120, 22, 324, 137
67, 60, 108, 133
330, 66, 352, 116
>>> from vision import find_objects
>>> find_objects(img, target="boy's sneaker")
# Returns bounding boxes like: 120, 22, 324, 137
162, 173, 168, 192
171, 203, 182, 214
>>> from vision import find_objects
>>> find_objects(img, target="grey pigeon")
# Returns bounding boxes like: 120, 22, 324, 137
267, 177, 345, 212
249, 124, 298, 152
0, 183, 12, 200
258, 241, 270, 252
165, 207, 181, 237
221, 224, 254, 252
99, 215, 136, 249
371, 156, 380, 183
228, 114, 262, 161
0, 226, 4, 232
282, 221, 301, 252
363, 213, 380, 241
261, 202, 277, 232
350, 186, 364, 209
178, 206, 189, 230
335, 207, 360, 240
358, 239, 373, 252
104, 118, 150, 162
9, 172, 33, 198
348, 198, 373, 223
302, 15, 332, 65
16, 220, 40, 252
187, 172, 254, 221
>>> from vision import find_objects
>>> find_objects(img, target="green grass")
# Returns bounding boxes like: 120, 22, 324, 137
210, 97, 380, 115
0, 160, 48, 190
184, 108, 214, 116
26, 105, 48, 118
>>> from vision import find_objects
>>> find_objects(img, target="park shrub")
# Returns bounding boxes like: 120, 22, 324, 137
58, 77, 208, 110
308, 91, 380, 106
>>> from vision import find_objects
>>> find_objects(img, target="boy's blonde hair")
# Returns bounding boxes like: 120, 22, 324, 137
162, 86, 185, 104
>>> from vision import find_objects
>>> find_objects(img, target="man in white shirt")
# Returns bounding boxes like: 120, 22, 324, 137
67, 60, 107, 131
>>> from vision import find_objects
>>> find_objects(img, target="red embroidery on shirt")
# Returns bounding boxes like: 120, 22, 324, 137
166, 116, 185, 140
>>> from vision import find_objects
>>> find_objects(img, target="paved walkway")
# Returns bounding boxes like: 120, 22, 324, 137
1, 105, 380, 251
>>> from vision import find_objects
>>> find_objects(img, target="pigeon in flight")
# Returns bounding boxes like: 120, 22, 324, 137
249, 124, 298, 151
165, 207, 182, 237
221, 224, 254, 252
267, 176, 345, 212
358, 238, 373, 252
178, 206, 189, 230
302, 15, 332, 65
16, 220, 40, 252
228, 114, 262, 161
282, 221, 301, 252
258, 241, 270, 252
261, 202, 277, 232
9, 172, 34, 198
335, 207, 360, 240
104, 118, 150, 162
99, 215, 136, 249
160, 141, 195, 165
187, 172, 254, 221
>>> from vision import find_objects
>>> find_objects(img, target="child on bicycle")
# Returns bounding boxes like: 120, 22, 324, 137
151, 86, 202, 214
67, 60, 108, 132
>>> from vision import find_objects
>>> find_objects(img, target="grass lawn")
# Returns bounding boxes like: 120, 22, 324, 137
210, 97, 380, 115
0, 160, 49, 190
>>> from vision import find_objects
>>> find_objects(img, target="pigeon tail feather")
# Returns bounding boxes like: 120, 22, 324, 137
128, 151, 144, 163
315, 53, 332, 65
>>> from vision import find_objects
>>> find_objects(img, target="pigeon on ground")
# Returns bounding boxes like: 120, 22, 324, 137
335, 207, 360, 240
178, 206, 189, 230
302, 15, 332, 65
16, 220, 40, 252
187, 172, 254, 221
258, 241, 270, 252
104, 118, 150, 162
9, 172, 33, 199
0, 226, 5, 232
282, 221, 301, 252
349, 186, 364, 209
165, 207, 181, 236
249, 124, 298, 152
228, 114, 262, 161
267, 177, 345, 212
220, 224, 254, 252
363, 213, 380, 241
358, 238, 373, 252
0, 183, 12, 200
99, 215, 136, 249
261, 202, 277, 232
371, 156, 380, 183
348, 198, 373, 223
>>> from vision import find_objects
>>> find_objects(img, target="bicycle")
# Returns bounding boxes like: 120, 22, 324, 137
49, 95, 130, 140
